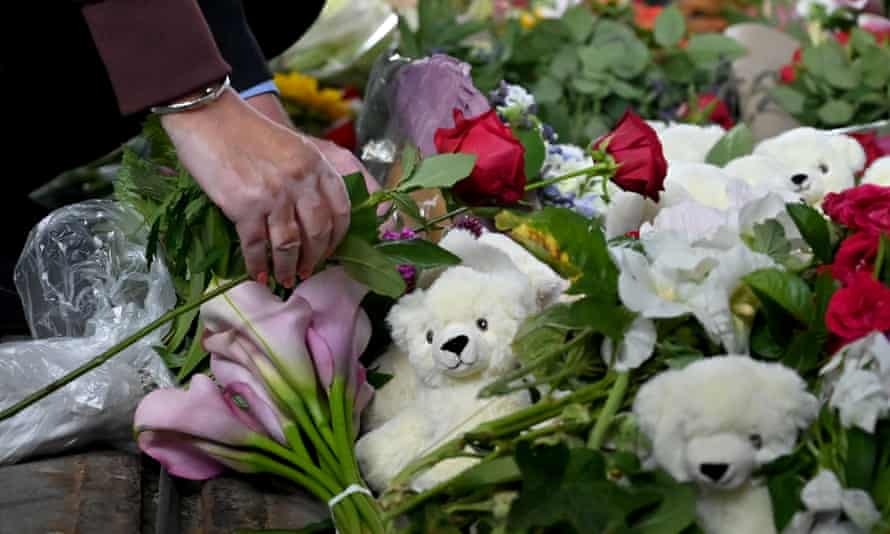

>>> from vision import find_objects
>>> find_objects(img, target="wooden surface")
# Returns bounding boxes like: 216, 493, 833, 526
0, 450, 328, 534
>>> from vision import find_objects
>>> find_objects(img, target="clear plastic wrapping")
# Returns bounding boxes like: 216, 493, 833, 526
0, 199, 176, 464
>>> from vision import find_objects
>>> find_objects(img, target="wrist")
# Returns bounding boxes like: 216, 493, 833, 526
151, 75, 231, 115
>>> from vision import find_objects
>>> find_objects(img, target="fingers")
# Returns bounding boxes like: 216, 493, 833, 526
268, 202, 301, 288
236, 216, 269, 283
318, 171, 351, 256
295, 186, 333, 279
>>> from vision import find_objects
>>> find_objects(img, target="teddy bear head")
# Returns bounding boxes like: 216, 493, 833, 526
387, 230, 544, 388
648, 122, 727, 164
723, 154, 803, 201
753, 127, 866, 200
633, 355, 819, 491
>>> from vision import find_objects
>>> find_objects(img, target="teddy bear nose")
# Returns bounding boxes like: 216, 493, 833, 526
790, 173, 808, 185
700, 463, 729, 482
441, 335, 469, 355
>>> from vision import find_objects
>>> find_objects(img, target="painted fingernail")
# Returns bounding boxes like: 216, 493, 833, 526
257, 272, 268, 285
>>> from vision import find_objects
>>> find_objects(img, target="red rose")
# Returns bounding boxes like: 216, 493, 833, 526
849, 132, 885, 171
826, 272, 890, 342
678, 94, 735, 130
835, 31, 851, 45
779, 64, 797, 84
324, 119, 358, 151
830, 232, 879, 285
434, 109, 526, 205
823, 184, 890, 233
593, 111, 668, 202
792, 49, 802, 64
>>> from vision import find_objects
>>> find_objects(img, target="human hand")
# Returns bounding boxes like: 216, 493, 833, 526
160, 88, 350, 287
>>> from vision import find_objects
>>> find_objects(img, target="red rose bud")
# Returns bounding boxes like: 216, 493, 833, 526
835, 31, 851, 45
779, 64, 797, 84
792, 48, 802, 64
434, 109, 526, 206
593, 111, 668, 202
830, 232, 879, 285
823, 184, 890, 234
323, 119, 357, 151
826, 272, 890, 342
679, 94, 735, 130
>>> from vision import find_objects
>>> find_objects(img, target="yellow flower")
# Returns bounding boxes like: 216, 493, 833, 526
273, 72, 353, 121
520, 11, 538, 29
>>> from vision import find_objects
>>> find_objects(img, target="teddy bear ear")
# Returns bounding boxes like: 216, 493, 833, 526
386, 289, 427, 349
477, 232, 568, 309
828, 133, 867, 173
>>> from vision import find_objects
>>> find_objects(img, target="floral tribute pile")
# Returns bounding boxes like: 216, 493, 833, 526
4, 1, 890, 533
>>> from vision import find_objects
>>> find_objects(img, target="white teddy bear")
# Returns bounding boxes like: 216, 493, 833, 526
634, 355, 820, 534
357, 229, 566, 491
723, 154, 802, 201
752, 128, 866, 201
648, 121, 727, 163
861, 156, 890, 187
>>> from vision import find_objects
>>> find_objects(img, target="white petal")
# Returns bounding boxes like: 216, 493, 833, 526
604, 191, 655, 239
601, 317, 657, 371
840, 489, 880, 530
829, 368, 889, 433
802, 470, 845, 512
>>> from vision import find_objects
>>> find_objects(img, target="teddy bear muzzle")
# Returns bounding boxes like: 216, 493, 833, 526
686, 433, 756, 490
434, 326, 483, 377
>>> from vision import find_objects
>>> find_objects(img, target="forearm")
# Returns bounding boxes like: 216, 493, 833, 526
80, 0, 230, 115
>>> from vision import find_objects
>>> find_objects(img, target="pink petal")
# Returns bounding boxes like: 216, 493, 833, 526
134, 375, 256, 446
223, 381, 287, 445
307, 327, 335, 390
860, 14, 890, 32
353, 365, 375, 423
138, 431, 225, 480
201, 281, 316, 394
292, 267, 370, 377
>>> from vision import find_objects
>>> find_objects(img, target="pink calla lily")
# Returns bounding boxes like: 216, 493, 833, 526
137, 431, 227, 480
205, 331, 289, 444
201, 280, 317, 396
292, 267, 372, 390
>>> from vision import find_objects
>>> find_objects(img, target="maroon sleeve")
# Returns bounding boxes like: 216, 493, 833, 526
81, 0, 232, 115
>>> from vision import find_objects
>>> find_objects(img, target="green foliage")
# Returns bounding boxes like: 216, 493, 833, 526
401, 0, 744, 145
398, 153, 478, 191
746, 220, 792, 266
771, 33, 890, 128
786, 202, 834, 265
705, 124, 754, 166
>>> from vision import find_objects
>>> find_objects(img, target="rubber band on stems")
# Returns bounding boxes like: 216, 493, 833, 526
328, 484, 373, 534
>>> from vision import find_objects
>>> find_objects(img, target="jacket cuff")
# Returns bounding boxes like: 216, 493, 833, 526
82, 0, 232, 115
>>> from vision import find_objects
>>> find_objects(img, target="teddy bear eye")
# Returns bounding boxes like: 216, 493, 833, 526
426, 330, 434, 344
476, 318, 488, 331
749, 434, 763, 449
818, 163, 829, 174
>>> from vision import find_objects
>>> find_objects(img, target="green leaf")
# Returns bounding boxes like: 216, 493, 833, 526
176, 322, 208, 383
633, 479, 697, 534
803, 42, 858, 90
343, 172, 377, 243
846, 428, 877, 490
705, 124, 754, 166
375, 239, 461, 269
534, 76, 564, 104
444, 457, 521, 496
495, 208, 618, 298
782, 329, 825, 375
401, 144, 419, 181
512, 127, 546, 180
768, 471, 805, 530
397, 15, 420, 58
817, 100, 855, 126
562, 4, 595, 43
769, 86, 807, 116
334, 235, 406, 298
570, 296, 637, 342
786, 203, 833, 264
654, 6, 686, 48
398, 153, 477, 191
686, 34, 747, 66
747, 220, 791, 265
389, 191, 426, 226
550, 47, 579, 81
744, 268, 814, 324
750, 318, 785, 360
508, 443, 615, 532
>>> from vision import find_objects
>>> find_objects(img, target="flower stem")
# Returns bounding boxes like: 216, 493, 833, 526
524, 163, 613, 191
411, 206, 470, 234
282, 421, 312, 465
588, 371, 630, 449
0, 274, 249, 424
874, 233, 887, 281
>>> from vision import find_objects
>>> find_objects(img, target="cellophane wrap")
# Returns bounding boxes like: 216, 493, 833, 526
0, 199, 176, 464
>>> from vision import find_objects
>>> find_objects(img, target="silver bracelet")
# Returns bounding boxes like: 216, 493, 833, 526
150, 75, 231, 115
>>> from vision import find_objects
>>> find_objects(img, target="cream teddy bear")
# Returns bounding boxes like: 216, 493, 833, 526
634, 355, 820, 534
356, 229, 566, 491
752, 128, 866, 201
647, 121, 727, 163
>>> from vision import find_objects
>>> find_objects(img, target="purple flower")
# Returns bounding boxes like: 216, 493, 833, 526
453, 215, 486, 237
398, 264, 418, 293
381, 228, 418, 241
391, 54, 490, 156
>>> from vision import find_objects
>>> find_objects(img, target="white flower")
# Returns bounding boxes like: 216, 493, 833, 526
796, 0, 867, 18
604, 190, 657, 240
601, 316, 656, 371
500, 83, 535, 112
820, 332, 890, 433
783, 470, 879, 534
